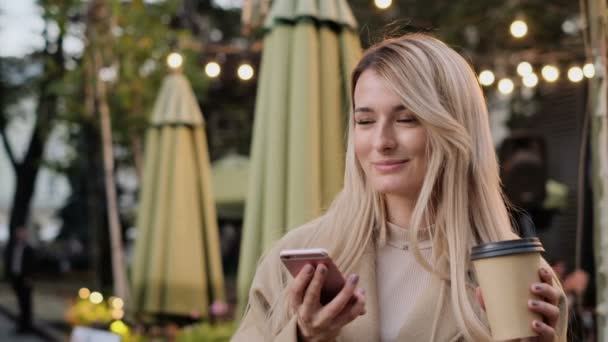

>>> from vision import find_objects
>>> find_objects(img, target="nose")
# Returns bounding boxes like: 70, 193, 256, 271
372, 121, 397, 153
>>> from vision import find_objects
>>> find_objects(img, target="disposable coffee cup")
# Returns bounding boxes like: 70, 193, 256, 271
471, 238, 545, 341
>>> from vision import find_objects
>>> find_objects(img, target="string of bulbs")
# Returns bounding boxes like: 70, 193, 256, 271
478, 18, 594, 95
166, 52, 255, 81
165, 7, 589, 91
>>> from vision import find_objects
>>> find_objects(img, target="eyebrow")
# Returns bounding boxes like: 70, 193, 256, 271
353, 104, 408, 114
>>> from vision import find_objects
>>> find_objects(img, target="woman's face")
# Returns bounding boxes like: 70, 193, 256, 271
353, 69, 428, 198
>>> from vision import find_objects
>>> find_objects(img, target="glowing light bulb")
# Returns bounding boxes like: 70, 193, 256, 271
374, 0, 392, 9
78, 288, 90, 300
517, 62, 533, 76
167, 52, 183, 69
583, 63, 595, 78
111, 297, 124, 310
568, 66, 584, 82
510, 20, 528, 38
237, 63, 254, 81
498, 78, 514, 95
478, 70, 495, 86
523, 73, 538, 88
541, 65, 559, 82
205, 62, 221, 78
89, 291, 103, 304
111, 309, 125, 320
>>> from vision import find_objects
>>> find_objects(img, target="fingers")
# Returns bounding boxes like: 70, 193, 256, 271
317, 274, 360, 322
538, 267, 554, 287
531, 320, 555, 342
289, 264, 315, 311
531, 282, 560, 306
300, 264, 328, 319
530, 267, 562, 329
331, 288, 366, 328
528, 299, 560, 326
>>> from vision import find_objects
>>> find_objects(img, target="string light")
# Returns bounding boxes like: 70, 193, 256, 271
90, 291, 104, 304
111, 309, 125, 320
498, 78, 514, 94
166, 52, 183, 69
237, 63, 254, 81
510, 20, 528, 38
567, 66, 584, 82
541, 65, 559, 82
374, 0, 392, 9
583, 63, 595, 78
478, 70, 495, 86
78, 288, 91, 300
111, 297, 124, 310
523, 73, 539, 88
205, 62, 221, 78
516, 62, 533, 76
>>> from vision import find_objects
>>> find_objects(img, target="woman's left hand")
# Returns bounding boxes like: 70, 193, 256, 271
476, 267, 561, 342
521, 267, 561, 342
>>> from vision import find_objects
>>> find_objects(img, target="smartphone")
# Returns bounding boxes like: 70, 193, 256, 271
280, 248, 346, 304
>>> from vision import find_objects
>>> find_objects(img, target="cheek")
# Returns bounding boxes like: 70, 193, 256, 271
353, 135, 368, 163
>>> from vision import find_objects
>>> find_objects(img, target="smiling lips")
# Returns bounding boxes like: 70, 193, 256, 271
372, 159, 409, 172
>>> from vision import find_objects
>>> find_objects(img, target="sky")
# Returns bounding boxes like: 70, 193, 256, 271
0, 0, 242, 57
0, 0, 45, 57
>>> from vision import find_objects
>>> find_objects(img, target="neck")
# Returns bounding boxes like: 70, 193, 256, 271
384, 193, 418, 228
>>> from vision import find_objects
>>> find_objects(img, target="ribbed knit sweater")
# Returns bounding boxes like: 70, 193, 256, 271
377, 222, 434, 342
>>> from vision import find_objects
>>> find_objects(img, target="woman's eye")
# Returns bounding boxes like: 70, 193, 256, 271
397, 117, 417, 123
355, 119, 375, 125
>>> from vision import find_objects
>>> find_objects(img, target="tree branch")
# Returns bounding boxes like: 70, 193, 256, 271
0, 125, 18, 169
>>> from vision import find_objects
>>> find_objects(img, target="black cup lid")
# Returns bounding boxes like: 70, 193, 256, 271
471, 237, 544, 260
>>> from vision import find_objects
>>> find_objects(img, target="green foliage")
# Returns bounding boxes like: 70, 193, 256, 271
102, 0, 209, 164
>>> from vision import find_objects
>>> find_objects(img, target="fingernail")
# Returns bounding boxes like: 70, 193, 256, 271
533, 320, 541, 328
350, 274, 360, 285
529, 299, 538, 307
318, 265, 326, 274
541, 268, 549, 275
305, 265, 314, 274
358, 288, 366, 295
532, 284, 542, 291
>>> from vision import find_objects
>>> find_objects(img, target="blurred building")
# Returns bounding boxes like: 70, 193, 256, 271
488, 82, 588, 271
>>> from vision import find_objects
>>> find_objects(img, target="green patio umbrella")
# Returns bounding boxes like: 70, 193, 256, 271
131, 72, 225, 318
237, 0, 361, 313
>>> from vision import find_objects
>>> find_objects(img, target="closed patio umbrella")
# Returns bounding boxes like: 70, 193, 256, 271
131, 72, 225, 318
237, 0, 361, 313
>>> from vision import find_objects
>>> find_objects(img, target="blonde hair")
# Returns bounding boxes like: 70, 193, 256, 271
264, 33, 544, 340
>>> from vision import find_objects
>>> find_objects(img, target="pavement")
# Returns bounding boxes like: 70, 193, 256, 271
0, 312, 45, 342
0, 282, 72, 342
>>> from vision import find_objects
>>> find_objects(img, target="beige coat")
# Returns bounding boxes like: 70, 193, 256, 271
233, 224, 568, 342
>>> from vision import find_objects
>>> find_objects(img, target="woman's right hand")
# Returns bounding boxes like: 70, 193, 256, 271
289, 264, 366, 342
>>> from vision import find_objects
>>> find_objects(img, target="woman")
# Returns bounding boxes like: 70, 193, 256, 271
233, 34, 567, 341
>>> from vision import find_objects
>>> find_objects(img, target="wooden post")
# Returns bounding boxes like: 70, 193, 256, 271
584, 0, 608, 340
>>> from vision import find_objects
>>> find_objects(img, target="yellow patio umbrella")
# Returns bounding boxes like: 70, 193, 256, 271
131, 72, 225, 318
237, 0, 361, 313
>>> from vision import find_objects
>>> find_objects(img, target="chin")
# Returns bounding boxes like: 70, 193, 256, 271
372, 183, 408, 195
372, 180, 421, 197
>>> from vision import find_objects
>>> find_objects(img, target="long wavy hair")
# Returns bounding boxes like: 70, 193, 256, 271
265, 33, 544, 341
